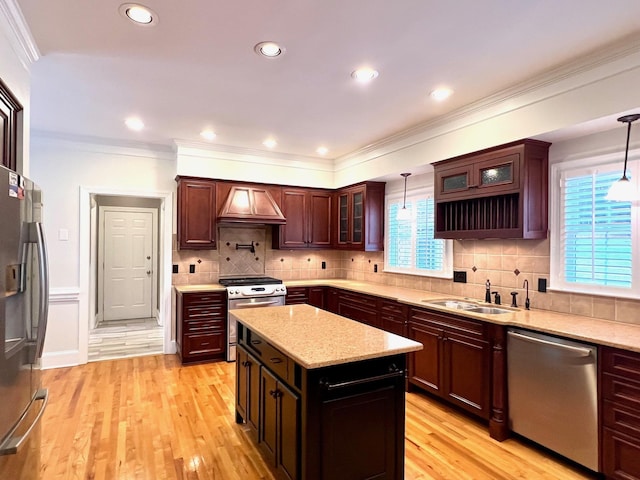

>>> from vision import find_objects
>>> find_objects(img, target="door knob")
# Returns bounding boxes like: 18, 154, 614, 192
146, 256, 151, 260
147, 270, 151, 275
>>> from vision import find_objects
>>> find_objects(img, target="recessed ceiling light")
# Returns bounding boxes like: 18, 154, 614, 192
200, 129, 216, 141
119, 3, 157, 26
254, 41, 285, 58
125, 117, 144, 131
316, 146, 329, 156
263, 138, 277, 148
430, 87, 453, 101
351, 68, 379, 83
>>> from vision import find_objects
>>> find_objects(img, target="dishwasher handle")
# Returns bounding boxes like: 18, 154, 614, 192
507, 331, 593, 357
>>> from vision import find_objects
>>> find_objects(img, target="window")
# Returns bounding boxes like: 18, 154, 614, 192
385, 188, 452, 278
551, 157, 640, 298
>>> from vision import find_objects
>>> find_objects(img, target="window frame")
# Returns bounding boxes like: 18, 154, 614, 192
384, 186, 453, 279
550, 151, 640, 299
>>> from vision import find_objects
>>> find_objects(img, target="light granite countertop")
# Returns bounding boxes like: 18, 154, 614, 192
230, 304, 423, 369
175, 279, 640, 353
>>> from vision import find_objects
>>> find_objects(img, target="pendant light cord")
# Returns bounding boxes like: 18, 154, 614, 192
622, 120, 632, 180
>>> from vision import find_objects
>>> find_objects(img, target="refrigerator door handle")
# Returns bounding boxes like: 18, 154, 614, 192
0, 389, 49, 456
32, 222, 50, 359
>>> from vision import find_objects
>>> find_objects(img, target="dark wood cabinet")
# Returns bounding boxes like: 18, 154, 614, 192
336, 290, 380, 328
236, 322, 408, 480
236, 347, 261, 439
601, 347, 640, 479
176, 290, 226, 363
408, 307, 491, 419
433, 139, 550, 239
273, 188, 332, 249
285, 287, 309, 305
334, 182, 385, 251
380, 299, 408, 337
260, 367, 300, 480
176, 178, 217, 249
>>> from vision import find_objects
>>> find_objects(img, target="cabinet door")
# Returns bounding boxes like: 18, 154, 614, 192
278, 381, 300, 480
260, 368, 278, 465
320, 385, 398, 480
325, 288, 339, 313
308, 191, 332, 248
474, 153, 520, 195
443, 331, 490, 418
436, 163, 473, 197
336, 192, 350, 246
236, 347, 261, 435
307, 287, 325, 309
350, 188, 365, 247
408, 321, 443, 394
278, 189, 308, 248
177, 179, 216, 249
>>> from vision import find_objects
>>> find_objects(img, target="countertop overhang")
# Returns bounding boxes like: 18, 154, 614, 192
230, 304, 422, 369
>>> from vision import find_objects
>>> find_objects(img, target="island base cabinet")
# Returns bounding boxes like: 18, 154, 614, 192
236, 348, 260, 438
319, 385, 400, 479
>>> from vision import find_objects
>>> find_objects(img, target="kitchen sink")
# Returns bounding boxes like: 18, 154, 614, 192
422, 299, 515, 315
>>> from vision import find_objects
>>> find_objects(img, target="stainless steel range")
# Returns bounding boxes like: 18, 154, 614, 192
219, 276, 287, 361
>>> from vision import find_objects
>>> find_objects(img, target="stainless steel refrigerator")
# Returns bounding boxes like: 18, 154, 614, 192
0, 165, 49, 479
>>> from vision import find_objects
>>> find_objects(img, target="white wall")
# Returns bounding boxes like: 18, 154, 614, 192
29, 136, 176, 368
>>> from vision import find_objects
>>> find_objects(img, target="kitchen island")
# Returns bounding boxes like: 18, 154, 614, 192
232, 304, 423, 480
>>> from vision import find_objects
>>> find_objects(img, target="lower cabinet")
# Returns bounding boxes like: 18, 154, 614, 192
408, 307, 491, 419
176, 290, 227, 363
336, 290, 380, 328
286, 286, 325, 309
236, 323, 407, 480
601, 346, 640, 479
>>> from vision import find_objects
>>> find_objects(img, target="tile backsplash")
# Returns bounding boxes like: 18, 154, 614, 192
173, 230, 640, 325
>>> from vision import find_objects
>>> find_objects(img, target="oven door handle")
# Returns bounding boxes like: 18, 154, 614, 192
232, 299, 282, 308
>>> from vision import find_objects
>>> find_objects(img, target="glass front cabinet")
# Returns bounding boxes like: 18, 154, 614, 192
335, 182, 385, 251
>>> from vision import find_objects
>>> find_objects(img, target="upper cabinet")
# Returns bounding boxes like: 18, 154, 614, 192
335, 182, 385, 251
273, 188, 332, 249
177, 177, 217, 250
433, 139, 550, 239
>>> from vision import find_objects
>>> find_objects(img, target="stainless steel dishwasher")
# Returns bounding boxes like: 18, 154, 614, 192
507, 328, 598, 471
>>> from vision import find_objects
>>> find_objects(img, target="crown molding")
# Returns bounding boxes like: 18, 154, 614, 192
31, 129, 175, 159
173, 139, 336, 171
0, 0, 40, 68
335, 32, 640, 170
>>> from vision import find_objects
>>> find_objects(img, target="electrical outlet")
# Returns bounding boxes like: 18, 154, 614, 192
538, 278, 547, 292
453, 271, 467, 283
172, 264, 179, 274
374, 264, 378, 273
321, 261, 326, 269
189, 264, 195, 274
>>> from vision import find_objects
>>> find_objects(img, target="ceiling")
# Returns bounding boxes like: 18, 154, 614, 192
15, 0, 640, 161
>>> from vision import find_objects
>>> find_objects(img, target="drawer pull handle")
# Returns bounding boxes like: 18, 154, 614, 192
251, 340, 262, 345
201, 342, 210, 346
241, 361, 251, 367
319, 369, 403, 391
270, 357, 283, 364
269, 389, 282, 398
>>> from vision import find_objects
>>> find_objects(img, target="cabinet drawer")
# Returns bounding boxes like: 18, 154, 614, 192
246, 330, 289, 381
602, 347, 640, 383
411, 308, 486, 338
604, 399, 640, 439
183, 332, 225, 356
602, 373, 640, 410
184, 319, 224, 333
602, 427, 640, 480
184, 304, 226, 320
380, 299, 407, 318
183, 292, 226, 305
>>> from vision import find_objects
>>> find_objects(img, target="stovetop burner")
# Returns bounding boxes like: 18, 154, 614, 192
219, 276, 283, 287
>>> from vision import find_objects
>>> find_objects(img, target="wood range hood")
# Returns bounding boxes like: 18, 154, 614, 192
217, 184, 286, 224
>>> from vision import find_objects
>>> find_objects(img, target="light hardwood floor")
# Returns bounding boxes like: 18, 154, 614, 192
40, 355, 598, 480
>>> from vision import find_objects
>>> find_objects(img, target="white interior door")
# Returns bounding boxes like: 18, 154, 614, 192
102, 209, 154, 321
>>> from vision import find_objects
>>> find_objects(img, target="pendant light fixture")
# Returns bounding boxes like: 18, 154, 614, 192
606, 113, 640, 202
397, 173, 412, 220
